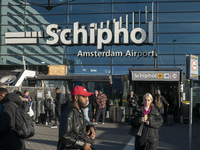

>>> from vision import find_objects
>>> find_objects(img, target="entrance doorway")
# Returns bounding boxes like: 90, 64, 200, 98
133, 81, 179, 120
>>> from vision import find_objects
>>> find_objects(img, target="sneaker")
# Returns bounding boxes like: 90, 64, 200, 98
93, 122, 97, 125
45, 122, 48, 125
102, 122, 105, 125
51, 126, 58, 129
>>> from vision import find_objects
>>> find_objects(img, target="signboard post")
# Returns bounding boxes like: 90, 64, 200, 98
186, 54, 199, 150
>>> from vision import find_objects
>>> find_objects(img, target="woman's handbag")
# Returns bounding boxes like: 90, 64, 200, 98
128, 123, 144, 137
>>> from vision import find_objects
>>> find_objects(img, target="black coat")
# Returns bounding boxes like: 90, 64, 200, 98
55, 92, 63, 107
0, 93, 25, 150
57, 102, 93, 150
129, 105, 163, 150
90, 95, 98, 109
127, 94, 138, 107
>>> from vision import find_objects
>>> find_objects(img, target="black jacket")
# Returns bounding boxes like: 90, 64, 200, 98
127, 94, 138, 107
55, 92, 63, 107
57, 102, 93, 150
129, 105, 163, 149
0, 93, 25, 150
90, 95, 98, 108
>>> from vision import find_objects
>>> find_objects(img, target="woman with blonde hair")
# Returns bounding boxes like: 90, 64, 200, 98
129, 93, 163, 150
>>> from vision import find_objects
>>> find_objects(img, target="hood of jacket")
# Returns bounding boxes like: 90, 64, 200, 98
1, 92, 22, 106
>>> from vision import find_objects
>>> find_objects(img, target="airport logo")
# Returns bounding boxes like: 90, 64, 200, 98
5, 3, 154, 50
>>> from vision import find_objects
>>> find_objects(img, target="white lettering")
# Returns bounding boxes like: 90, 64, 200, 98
46, 24, 59, 45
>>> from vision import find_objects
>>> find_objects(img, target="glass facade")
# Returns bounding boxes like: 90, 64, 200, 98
1, 0, 199, 75
1, 0, 200, 75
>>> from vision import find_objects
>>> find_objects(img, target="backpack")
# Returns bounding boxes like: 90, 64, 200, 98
10, 102, 35, 139
44, 98, 52, 109
155, 96, 163, 109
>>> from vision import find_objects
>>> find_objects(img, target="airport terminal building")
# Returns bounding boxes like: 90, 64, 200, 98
1, 0, 200, 121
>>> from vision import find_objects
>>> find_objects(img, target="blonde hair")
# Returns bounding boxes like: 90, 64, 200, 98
143, 93, 153, 102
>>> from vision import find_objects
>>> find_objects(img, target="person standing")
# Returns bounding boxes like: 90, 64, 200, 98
24, 90, 34, 117
44, 92, 53, 125
129, 93, 163, 150
127, 90, 138, 116
54, 88, 63, 126
90, 90, 98, 122
154, 89, 169, 119
57, 85, 96, 150
94, 90, 107, 124
0, 88, 26, 150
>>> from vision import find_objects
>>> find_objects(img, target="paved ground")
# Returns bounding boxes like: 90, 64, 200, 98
25, 121, 200, 150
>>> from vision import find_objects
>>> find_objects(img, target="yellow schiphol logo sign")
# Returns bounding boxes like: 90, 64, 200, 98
157, 73, 163, 79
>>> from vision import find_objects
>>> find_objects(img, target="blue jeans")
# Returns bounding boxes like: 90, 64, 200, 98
83, 107, 90, 123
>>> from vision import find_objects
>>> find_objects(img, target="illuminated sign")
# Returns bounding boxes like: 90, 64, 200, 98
5, 3, 154, 50
131, 71, 180, 81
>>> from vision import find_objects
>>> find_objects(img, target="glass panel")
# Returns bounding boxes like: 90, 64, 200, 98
113, 3, 154, 13
0, 45, 23, 55
159, 2, 200, 12
112, 66, 132, 75
114, 0, 156, 2
25, 4, 67, 15
67, 55, 111, 65
1, 25, 24, 34
25, 14, 67, 24
158, 55, 186, 66
69, 14, 111, 24
24, 45, 66, 54
25, 55, 66, 65
159, 34, 200, 43
159, 23, 200, 33
1, 6, 25, 15
1, 15, 25, 25
159, 13, 200, 22
1, 0, 24, 5
69, 4, 111, 14
159, 44, 200, 54
0, 55, 22, 65
67, 65, 110, 75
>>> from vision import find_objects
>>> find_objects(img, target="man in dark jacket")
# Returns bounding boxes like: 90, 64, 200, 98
57, 86, 96, 150
0, 88, 26, 150
54, 87, 63, 125
127, 90, 138, 116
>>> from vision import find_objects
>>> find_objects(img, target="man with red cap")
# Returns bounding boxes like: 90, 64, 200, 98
57, 86, 96, 150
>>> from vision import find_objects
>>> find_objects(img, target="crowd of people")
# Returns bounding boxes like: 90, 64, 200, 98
0, 84, 170, 150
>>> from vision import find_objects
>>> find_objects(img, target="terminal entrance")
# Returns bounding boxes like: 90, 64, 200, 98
133, 81, 179, 120
129, 68, 183, 122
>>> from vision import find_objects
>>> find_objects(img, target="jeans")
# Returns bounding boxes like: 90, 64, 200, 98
96, 107, 106, 123
45, 110, 52, 123
55, 106, 61, 123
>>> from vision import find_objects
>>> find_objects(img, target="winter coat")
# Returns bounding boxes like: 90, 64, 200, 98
129, 105, 163, 150
55, 92, 63, 107
43, 94, 53, 110
0, 93, 25, 150
57, 102, 94, 150
154, 94, 169, 114
127, 94, 138, 107
90, 95, 98, 109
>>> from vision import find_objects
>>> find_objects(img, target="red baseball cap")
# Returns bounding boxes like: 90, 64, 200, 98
71, 86, 94, 97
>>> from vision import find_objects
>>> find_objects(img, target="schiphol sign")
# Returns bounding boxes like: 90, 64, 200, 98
5, 3, 155, 56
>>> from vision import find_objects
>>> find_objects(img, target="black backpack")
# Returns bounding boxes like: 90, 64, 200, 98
44, 98, 52, 109
10, 102, 35, 139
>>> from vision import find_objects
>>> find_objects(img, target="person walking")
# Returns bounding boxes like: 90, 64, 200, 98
93, 90, 107, 124
57, 85, 96, 150
54, 87, 63, 125
129, 93, 163, 150
154, 89, 169, 119
127, 90, 138, 116
90, 90, 98, 122
44, 92, 53, 125
0, 88, 26, 150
